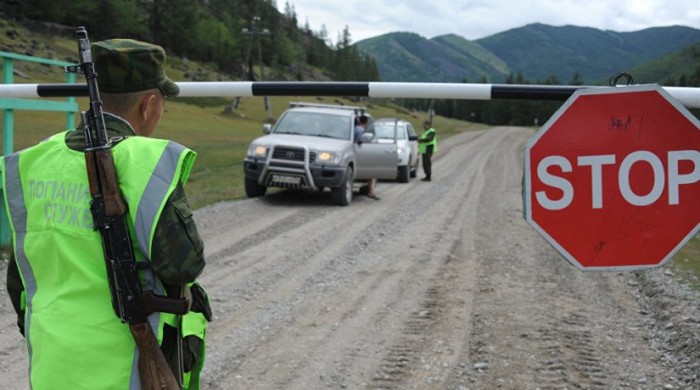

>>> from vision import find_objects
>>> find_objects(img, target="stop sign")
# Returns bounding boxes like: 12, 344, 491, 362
524, 85, 700, 270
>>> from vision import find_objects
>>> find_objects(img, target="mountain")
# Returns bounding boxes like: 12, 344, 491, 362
356, 24, 700, 84
624, 41, 700, 84
356, 32, 509, 82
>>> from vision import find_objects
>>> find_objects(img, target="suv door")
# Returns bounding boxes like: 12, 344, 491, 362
355, 134, 398, 180
406, 123, 419, 166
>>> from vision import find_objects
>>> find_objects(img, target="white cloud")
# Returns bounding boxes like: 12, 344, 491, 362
282, 0, 700, 43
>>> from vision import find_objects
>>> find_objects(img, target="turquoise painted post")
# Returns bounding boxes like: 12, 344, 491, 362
2, 56, 14, 155
1, 56, 14, 247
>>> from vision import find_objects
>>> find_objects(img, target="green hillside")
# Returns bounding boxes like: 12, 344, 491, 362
356, 32, 438, 81
432, 35, 508, 70
356, 32, 510, 82
477, 23, 647, 82
620, 25, 700, 58
626, 41, 700, 85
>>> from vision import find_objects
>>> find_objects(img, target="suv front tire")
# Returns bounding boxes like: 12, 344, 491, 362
331, 166, 353, 206
245, 178, 267, 197
397, 165, 410, 183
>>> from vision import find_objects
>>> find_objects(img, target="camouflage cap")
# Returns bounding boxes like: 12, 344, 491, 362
92, 39, 179, 97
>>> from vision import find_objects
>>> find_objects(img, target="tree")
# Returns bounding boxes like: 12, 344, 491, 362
569, 71, 584, 85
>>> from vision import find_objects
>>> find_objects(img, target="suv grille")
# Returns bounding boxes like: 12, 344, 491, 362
273, 147, 304, 161
271, 147, 317, 163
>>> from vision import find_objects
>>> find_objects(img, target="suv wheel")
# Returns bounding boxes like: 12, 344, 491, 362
245, 178, 267, 198
397, 165, 410, 183
331, 166, 353, 206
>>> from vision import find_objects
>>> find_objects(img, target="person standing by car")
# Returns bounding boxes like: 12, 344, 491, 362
354, 115, 379, 199
2, 38, 211, 389
418, 120, 437, 181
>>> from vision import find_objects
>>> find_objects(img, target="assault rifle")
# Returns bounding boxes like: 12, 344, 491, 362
66, 27, 187, 390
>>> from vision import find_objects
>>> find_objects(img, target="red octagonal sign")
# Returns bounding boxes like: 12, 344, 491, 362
524, 85, 700, 270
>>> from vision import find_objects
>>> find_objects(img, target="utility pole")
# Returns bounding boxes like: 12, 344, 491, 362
428, 99, 435, 125
229, 16, 272, 120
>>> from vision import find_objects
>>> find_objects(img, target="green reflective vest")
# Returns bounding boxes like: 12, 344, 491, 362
1, 131, 200, 389
419, 127, 437, 154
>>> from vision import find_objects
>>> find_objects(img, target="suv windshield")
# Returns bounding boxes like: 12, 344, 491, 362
273, 111, 351, 140
372, 121, 406, 140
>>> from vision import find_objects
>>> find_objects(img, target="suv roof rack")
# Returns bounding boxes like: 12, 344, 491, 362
288, 101, 366, 115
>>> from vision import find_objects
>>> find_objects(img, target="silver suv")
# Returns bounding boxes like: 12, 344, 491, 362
243, 102, 398, 205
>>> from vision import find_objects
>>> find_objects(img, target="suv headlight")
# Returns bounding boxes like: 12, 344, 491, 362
315, 151, 338, 164
248, 144, 268, 158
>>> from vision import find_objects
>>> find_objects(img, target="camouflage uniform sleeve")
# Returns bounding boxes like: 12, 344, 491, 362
6, 249, 26, 336
150, 183, 205, 285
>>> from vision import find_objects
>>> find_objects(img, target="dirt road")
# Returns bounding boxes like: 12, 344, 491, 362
1, 127, 698, 389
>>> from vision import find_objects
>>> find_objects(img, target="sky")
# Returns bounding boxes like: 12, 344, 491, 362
278, 0, 699, 44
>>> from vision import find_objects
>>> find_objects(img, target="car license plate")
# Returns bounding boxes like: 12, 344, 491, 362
272, 174, 301, 184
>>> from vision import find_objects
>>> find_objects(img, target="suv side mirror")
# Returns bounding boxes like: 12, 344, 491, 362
408, 135, 418, 141
359, 132, 374, 144
263, 124, 272, 134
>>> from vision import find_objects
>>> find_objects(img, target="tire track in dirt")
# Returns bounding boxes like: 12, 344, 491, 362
204, 128, 496, 389
361, 130, 502, 389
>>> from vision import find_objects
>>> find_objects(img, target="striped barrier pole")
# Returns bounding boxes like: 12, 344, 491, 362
2, 82, 699, 108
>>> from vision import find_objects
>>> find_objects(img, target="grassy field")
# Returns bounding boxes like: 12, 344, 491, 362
671, 234, 700, 290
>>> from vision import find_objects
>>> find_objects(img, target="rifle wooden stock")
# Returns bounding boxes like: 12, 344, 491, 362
85, 148, 128, 217
130, 322, 180, 390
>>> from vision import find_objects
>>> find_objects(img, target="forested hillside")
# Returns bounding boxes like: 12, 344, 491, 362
0, 0, 379, 82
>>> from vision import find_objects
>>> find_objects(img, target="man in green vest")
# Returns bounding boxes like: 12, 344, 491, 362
2, 39, 210, 389
418, 120, 438, 181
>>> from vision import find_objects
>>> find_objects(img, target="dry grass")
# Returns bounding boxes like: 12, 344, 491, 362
670, 233, 700, 290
